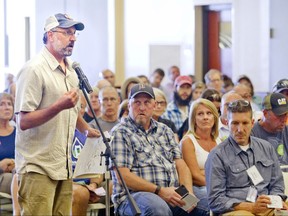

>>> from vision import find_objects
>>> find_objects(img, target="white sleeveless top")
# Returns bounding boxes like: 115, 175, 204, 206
186, 134, 221, 169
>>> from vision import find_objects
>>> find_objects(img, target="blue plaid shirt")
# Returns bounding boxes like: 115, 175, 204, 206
162, 101, 189, 131
110, 117, 181, 209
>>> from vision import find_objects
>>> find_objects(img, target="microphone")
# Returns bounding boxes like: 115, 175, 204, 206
72, 62, 93, 94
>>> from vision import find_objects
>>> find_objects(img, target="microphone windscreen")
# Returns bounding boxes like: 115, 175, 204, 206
72, 62, 80, 69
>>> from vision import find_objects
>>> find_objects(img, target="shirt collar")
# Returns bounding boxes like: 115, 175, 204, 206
42, 47, 73, 73
126, 116, 158, 134
228, 136, 254, 155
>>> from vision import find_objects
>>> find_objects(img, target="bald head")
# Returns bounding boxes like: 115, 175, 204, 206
100, 69, 115, 86
233, 84, 252, 101
96, 79, 112, 90
220, 91, 243, 123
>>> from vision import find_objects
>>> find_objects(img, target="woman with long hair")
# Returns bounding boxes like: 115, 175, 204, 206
180, 98, 221, 213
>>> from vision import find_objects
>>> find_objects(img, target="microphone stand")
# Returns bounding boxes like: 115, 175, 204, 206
78, 78, 141, 216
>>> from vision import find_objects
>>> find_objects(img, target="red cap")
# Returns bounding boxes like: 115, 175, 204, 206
174, 76, 192, 88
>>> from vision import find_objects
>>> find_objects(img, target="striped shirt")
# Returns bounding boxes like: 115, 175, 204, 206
110, 117, 181, 209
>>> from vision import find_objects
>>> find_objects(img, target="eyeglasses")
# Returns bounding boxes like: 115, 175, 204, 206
228, 100, 250, 108
155, 101, 166, 106
207, 94, 221, 102
51, 30, 79, 38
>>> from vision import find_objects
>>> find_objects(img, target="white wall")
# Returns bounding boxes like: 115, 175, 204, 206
0, 0, 36, 91
269, 0, 288, 90
124, 0, 195, 85
232, 0, 270, 92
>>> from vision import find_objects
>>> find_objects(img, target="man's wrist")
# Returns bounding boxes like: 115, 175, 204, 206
154, 185, 161, 195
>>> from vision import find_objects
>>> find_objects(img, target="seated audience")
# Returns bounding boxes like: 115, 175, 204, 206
162, 75, 193, 131
233, 83, 261, 111
99, 69, 116, 87
201, 89, 221, 115
273, 78, 288, 98
0, 93, 19, 215
0, 93, 16, 195
72, 86, 120, 215
273, 78, 288, 125
118, 99, 129, 122
251, 92, 288, 165
120, 77, 141, 100
96, 79, 112, 90
204, 69, 223, 95
137, 75, 150, 85
149, 68, 165, 91
89, 86, 120, 132
153, 88, 179, 142
178, 88, 221, 140
4, 73, 16, 100
218, 91, 243, 141
163, 65, 181, 102
110, 84, 209, 216
205, 99, 287, 215
222, 74, 234, 93
83, 87, 101, 123
191, 81, 206, 102
237, 75, 262, 110
180, 98, 221, 213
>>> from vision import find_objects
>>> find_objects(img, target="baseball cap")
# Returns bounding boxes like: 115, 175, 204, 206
44, 13, 84, 32
272, 79, 288, 93
262, 92, 288, 116
129, 84, 155, 99
174, 76, 192, 88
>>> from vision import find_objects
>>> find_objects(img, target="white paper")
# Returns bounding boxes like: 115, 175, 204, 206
93, 187, 106, 196
73, 137, 106, 179
181, 194, 199, 211
267, 195, 283, 209
274, 209, 288, 216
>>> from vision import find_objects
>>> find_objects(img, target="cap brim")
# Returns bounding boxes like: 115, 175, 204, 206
175, 81, 192, 87
272, 107, 288, 116
130, 91, 155, 99
59, 21, 84, 31
275, 88, 288, 93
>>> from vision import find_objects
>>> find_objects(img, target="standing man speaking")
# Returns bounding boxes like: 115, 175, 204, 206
15, 13, 98, 215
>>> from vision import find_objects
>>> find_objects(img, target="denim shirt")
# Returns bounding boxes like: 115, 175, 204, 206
205, 136, 285, 214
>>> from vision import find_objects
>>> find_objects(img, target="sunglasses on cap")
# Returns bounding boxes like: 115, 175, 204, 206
207, 94, 221, 102
228, 100, 250, 108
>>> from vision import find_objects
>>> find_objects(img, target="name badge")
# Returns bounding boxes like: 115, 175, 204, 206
246, 186, 257, 202
246, 165, 264, 186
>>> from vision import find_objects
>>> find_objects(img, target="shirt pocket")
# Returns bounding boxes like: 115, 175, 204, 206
256, 159, 274, 181
161, 144, 175, 163
227, 163, 249, 187
133, 141, 153, 166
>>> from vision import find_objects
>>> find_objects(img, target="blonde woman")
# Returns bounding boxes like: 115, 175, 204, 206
180, 98, 221, 212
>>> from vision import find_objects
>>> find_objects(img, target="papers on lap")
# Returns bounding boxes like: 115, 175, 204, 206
73, 137, 106, 179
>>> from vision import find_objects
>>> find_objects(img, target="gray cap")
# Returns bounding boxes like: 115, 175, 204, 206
44, 13, 84, 32
129, 84, 155, 99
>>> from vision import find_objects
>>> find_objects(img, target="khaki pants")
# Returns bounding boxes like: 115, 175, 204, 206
222, 209, 275, 216
18, 172, 72, 215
